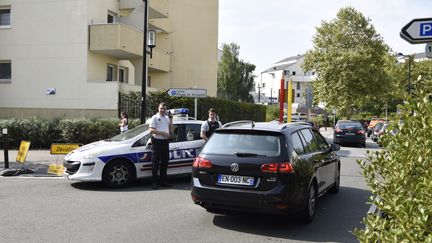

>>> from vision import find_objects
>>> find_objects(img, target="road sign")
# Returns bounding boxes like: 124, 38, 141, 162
426, 43, 432, 58
166, 88, 207, 98
400, 18, 432, 44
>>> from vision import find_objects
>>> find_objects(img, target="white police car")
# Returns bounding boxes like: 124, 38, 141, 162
63, 109, 205, 188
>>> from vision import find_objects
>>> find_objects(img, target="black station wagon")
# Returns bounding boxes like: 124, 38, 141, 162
191, 121, 340, 223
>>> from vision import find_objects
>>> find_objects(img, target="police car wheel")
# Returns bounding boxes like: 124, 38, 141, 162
102, 160, 134, 188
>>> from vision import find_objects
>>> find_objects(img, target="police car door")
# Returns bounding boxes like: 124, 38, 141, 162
180, 123, 205, 174
167, 124, 185, 175
131, 131, 153, 179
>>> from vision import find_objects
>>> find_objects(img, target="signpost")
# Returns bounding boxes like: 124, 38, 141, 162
166, 88, 207, 119
400, 18, 432, 44
166, 88, 207, 98
426, 43, 432, 58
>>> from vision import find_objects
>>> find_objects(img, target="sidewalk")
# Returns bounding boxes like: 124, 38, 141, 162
319, 127, 334, 140
0, 149, 64, 177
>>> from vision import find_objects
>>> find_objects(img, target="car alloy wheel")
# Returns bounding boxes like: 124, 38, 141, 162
300, 183, 317, 223
102, 160, 133, 188
330, 167, 340, 193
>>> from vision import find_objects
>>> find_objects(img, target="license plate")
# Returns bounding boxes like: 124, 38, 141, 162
217, 174, 254, 186
346, 132, 355, 135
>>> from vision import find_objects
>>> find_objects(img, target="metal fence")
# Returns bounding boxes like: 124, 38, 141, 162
118, 93, 152, 119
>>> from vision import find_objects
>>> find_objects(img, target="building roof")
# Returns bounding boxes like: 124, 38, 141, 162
261, 54, 304, 74
275, 54, 304, 64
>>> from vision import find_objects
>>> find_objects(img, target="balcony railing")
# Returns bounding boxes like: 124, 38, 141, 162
89, 23, 143, 59
149, 49, 170, 72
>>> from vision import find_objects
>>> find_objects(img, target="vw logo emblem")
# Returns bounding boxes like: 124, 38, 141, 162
230, 163, 239, 172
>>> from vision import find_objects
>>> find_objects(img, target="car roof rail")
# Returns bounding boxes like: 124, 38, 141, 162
222, 120, 255, 129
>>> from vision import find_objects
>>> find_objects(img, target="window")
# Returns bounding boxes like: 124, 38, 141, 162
296, 82, 300, 90
0, 61, 11, 81
107, 64, 117, 81
296, 93, 300, 98
291, 132, 305, 155
0, 8, 10, 26
119, 67, 128, 83
299, 129, 319, 153
107, 11, 117, 23
147, 76, 151, 87
312, 130, 330, 151
184, 124, 202, 141
292, 71, 296, 75
262, 83, 266, 88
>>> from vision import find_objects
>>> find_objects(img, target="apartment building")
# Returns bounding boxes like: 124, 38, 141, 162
256, 55, 316, 111
0, 0, 218, 118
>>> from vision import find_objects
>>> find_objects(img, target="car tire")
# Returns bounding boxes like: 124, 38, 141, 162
102, 160, 135, 188
299, 183, 317, 223
330, 166, 340, 194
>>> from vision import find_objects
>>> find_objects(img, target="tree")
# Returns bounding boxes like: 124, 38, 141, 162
217, 43, 256, 102
303, 7, 391, 118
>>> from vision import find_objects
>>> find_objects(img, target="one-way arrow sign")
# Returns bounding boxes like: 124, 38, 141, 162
400, 18, 432, 44
166, 88, 207, 98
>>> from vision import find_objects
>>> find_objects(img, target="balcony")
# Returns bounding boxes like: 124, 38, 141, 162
149, 18, 170, 33
89, 23, 143, 59
149, 49, 170, 72
149, 0, 168, 18
119, 0, 168, 18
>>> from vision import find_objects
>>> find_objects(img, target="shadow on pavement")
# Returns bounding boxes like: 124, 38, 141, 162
70, 176, 191, 192
211, 186, 370, 243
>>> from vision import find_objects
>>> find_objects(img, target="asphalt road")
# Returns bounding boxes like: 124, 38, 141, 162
0, 147, 372, 243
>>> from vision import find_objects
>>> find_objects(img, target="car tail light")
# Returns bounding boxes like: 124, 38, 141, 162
356, 130, 365, 135
193, 156, 212, 168
261, 162, 294, 173
335, 127, 342, 133
261, 163, 278, 173
279, 162, 294, 173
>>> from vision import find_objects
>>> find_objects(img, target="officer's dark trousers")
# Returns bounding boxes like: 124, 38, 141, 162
151, 138, 169, 183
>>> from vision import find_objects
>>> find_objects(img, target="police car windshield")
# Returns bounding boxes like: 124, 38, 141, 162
109, 124, 150, 142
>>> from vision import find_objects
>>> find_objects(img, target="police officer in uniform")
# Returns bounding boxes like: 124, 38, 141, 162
149, 102, 173, 189
200, 108, 222, 141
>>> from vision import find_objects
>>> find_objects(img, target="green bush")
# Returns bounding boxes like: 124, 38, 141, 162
355, 95, 432, 242
0, 118, 141, 149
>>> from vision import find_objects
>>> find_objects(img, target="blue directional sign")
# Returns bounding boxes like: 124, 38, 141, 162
420, 22, 432, 37
401, 18, 432, 44
166, 88, 207, 98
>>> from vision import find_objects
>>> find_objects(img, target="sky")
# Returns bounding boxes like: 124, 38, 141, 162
218, 0, 432, 74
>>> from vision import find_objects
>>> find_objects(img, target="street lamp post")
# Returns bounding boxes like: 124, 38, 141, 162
140, 0, 149, 124
397, 53, 414, 95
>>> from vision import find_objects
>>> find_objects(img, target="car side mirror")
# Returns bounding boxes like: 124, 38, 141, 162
330, 143, 340, 152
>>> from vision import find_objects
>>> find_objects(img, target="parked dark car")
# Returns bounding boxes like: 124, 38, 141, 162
371, 121, 385, 142
191, 121, 341, 223
333, 120, 366, 147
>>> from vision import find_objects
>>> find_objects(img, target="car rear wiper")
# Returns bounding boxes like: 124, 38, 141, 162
234, 152, 266, 157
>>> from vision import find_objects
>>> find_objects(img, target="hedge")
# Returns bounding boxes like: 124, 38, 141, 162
354, 95, 432, 242
0, 118, 140, 149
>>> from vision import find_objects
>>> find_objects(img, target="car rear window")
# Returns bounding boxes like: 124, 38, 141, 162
201, 133, 281, 157
337, 122, 362, 130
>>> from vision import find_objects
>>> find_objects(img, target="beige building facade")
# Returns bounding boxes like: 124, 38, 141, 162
0, 0, 218, 118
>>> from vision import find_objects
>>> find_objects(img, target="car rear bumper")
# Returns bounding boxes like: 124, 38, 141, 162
334, 135, 365, 144
191, 177, 304, 215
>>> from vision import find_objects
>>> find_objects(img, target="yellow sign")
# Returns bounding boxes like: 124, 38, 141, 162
48, 164, 65, 176
50, 143, 81, 155
16, 140, 31, 163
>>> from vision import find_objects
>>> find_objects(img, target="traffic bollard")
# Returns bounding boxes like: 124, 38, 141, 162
3, 128, 9, 169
